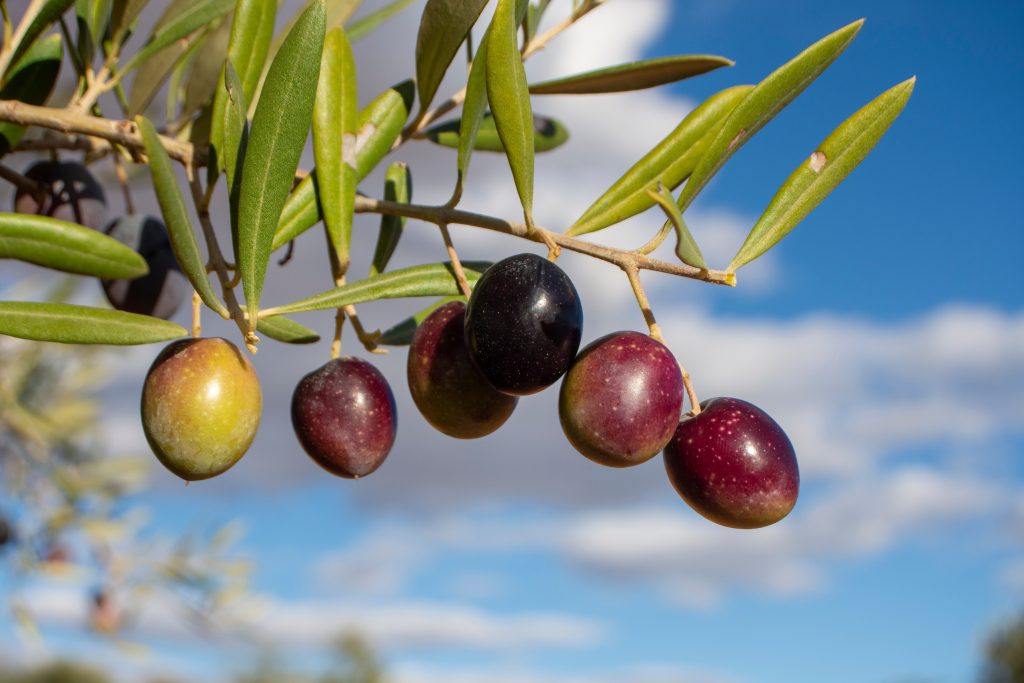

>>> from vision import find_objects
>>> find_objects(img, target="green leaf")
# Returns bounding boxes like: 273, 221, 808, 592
0, 302, 187, 345
568, 84, 750, 237
426, 112, 569, 153
369, 161, 411, 276
452, 29, 489, 203
75, 0, 112, 66
110, 0, 150, 46
256, 315, 320, 344
0, 213, 147, 278
237, 0, 325, 327
414, 0, 488, 116
136, 115, 230, 318
647, 185, 705, 269
272, 80, 414, 251
346, 0, 415, 42
266, 262, 488, 316
122, 0, 235, 74
529, 55, 733, 95
220, 60, 248, 197
676, 19, 864, 213
182, 13, 232, 118
4, 0, 74, 74
0, 34, 62, 156
127, 0, 209, 117
377, 295, 460, 345
313, 26, 358, 264
730, 76, 915, 271
524, 0, 550, 41
485, 0, 535, 224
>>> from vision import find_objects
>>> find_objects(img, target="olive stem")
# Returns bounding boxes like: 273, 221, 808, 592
110, 149, 134, 215
624, 266, 662, 342
439, 222, 474, 299
635, 220, 673, 256
191, 291, 202, 338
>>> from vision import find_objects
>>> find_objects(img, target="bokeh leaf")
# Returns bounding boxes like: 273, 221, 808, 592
370, 161, 411, 276
485, 0, 534, 223
136, 115, 229, 318
4, 0, 74, 73
676, 19, 864, 212
730, 76, 915, 270
182, 13, 232, 118
0, 302, 187, 344
313, 26, 358, 264
647, 184, 706, 269
272, 79, 415, 250
0, 212, 147, 278
237, 0, 325, 327
257, 314, 320, 343
378, 295, 460, 345
529, 55, 733, 95
110, 0, 150, 46
267, 262, 488, 316
569, 84, 750, 237
414, 0, 488, 116
0, 34, 62, 156
122, 0, 234, 74
346, 0, 415, 42
74, 0, 112, 66
426, 112, 568, 153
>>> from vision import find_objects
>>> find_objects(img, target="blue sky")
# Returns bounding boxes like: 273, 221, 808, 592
2, 1, 1023, 682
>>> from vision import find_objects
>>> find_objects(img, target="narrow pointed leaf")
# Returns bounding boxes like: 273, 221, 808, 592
0, 213, 147, 278
267, 262, 488, 316
75, 0, 112, 66
370, 162, 411, 276
0, 34, 62, 156
414, 0, 489, 116
220, 61, 248, 196
5, 0, 74, 72
676, 20, 863, 213
569, 84, 750, 237
452, 29, 489, 203
313, 27, 358, 262
136, 115, 229, 318
378, 295, 460, 345
122, 0, 235, 74
0, 302, 186, 344
529, 55, 733, 96
730, 77, 915, 270
272, 80, 414, 251
427, 112, 568, 153
127, 25, 205, 116
182, 14, 231, 117
486, 0, 535, 223
256, 315, 320, 343
237, 0, 325, 326
346, 0, 415, 42
647, 185, 706, 269
110, 0, 150, 46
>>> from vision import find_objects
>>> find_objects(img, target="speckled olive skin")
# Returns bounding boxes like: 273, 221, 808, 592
14, 160, 107, 231
464, 253, 583, 396
102, 215, 189, 320
292, 357, 397, 478
560, 331, 683, 468
141, 338, 262, 481
663, 397, 799, 529
408, 301, 518, 439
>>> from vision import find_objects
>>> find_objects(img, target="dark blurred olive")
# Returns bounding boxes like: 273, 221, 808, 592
102, 215, 189, 320
13, 159, 107, 231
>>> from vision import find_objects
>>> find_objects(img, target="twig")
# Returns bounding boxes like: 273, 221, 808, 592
439, 222, 473, 299
0, 162, 42, 195
624, 266, 661, 341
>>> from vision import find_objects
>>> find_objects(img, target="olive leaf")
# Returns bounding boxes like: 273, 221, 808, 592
524, 0, 551, 42
264, 262, 487, 316
347, 0, 415, 42
426, 112, 569, 153
110, 0, 150, 46
486, 0, 535, 224
451, 29, 489, 204
529, 55, 733, 95
74, 0, 112, 66
236, 0, 325, 327
272, 80, 415, 251
675, 19, 864, 213
647, 185, 706, 269
0, 34, 62, 156
730, 76, 915, 270
182, 13, 231, 118
378, 295, 461, 345
0, 213, 148, 279
370, 162, 412, 276
414, 0, 489, 117
257, 315, 320, 344
3, 0, 74, 75
121, 0, 235, 74
312, 26, 358, 264
220, 61, 248, 199
0, 302, 187, 345
569, 84, 750, 237
136, 115, 230, 318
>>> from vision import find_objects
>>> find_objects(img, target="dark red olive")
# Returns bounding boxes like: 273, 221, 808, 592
560, 331, 683, 467
464, 253, 583, 396
13, 160, 107, 231
292, 357, 397, 479
408, 301, 517, 438
663, 397, 799, 529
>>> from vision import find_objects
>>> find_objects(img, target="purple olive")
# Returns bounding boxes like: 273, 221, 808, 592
663, 397, 799, 529
560, 331, 683, 467
13, 160, 107, 231
101, 215, 189, 320
292, 357, 397, 479
408, 301, 517, 439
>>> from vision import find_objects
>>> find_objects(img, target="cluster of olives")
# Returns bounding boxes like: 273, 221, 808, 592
12, 162, 798, 528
